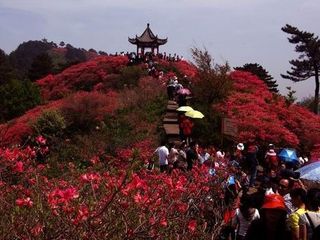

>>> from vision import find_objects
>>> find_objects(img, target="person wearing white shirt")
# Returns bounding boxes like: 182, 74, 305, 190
154, 141, 169, 172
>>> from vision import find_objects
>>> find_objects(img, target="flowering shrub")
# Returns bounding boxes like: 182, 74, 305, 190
32, 109, 66, 139
0, 99, 64, 146
215, 71, 320, 150
0, 139, 227, 239
37, 56, 128, 100
61, 91, 119, 131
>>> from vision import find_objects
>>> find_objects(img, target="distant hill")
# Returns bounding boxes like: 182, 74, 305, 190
8, 39, 100, 78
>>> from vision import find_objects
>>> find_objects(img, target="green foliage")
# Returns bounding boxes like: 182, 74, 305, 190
190, 47, 233, 146
0, 79, 41, 122
115, 65, 146, 89
235, 63, 278, 93
9, 40, 55, 77
298, 95, 320, 113
28, 53, 53, 81
65, 45, 87, 63
285, 86, 297, 106
191, 47, 233, 105
32, 109, 66, 138
103, 114, 134, 155
281, 24, 320, 114
0, 49, 17, 85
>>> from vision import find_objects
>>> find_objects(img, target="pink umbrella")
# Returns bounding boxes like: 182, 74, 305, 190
177, 88, 191, 95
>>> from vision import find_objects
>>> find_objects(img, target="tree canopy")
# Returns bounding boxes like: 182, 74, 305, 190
235, 63, 278, 93
281, 24, 320, 114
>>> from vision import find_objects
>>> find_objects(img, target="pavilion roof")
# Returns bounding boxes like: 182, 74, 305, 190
129, 23, 167, 46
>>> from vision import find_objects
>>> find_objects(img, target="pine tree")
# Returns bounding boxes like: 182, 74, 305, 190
281, 24, 320, 114
235, 63, 278, 93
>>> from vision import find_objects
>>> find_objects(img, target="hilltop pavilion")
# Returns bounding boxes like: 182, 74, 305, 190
128, 23, 167, 55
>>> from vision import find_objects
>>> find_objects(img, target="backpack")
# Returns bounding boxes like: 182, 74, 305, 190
305, 212, 320, 240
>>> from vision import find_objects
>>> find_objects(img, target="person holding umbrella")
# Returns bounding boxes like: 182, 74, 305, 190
176, 88, 191, 106
180, 115, 194, 145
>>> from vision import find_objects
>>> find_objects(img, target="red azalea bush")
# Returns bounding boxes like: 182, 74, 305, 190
0, 100, 64, 146
61, 90, 119, 130
157, 59, 198, 81
216, 71, 320, 150
0, 139, 227, 239
37, 56, 128, 100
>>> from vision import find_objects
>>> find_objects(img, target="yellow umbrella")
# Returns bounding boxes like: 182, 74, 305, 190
176, 106, 194, 112
185, 110, 204, 119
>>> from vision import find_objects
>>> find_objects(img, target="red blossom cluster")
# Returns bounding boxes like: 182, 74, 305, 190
37, 56, 128, 100
0, 138, 227, 239
215, 70, 320, 149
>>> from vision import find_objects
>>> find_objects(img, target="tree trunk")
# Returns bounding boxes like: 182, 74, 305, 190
314, 68, 319, 114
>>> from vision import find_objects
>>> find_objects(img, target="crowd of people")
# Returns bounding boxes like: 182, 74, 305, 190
148, 59, 320, 240
152, 139, 320, 240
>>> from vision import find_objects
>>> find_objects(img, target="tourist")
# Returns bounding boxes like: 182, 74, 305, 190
168, 142, 179, 173
199, 146, 211, 165
180, 116, 194, 145
186, 141, 199, 171
232, 194, 260, 240
265, 144, 278, 173
154, 140, 169, 173
173, 141, 187, 171
299, 188, 320, 240
277, 178, 295, 214
245, 194, 288, 240
288, 188, 307, 240
246, 138, 259, 187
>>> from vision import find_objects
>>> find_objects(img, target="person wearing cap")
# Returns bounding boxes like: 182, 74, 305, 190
265, 146, 278, 173
233, 143, 245, 168
245, 194, 289, 240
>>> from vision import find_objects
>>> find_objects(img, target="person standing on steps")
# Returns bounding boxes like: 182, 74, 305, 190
180, 116, 194, 145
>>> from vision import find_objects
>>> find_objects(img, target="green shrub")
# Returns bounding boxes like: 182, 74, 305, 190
115, 65, 146, 89
0, 79, 41, 122
33, 109, 66, 138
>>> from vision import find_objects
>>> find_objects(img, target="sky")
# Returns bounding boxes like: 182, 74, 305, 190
1, 0, 320, 100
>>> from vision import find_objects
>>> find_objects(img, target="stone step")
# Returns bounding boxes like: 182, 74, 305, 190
163, 118, 178, 123
164, 112, 178, 118
168, 100, 178, 105
163, 124, 180, 135
167, 104, 179, 112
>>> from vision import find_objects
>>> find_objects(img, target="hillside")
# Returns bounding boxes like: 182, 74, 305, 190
0, 50, 319, 239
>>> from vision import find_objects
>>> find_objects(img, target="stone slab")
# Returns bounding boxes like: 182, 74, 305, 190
163, 124, 180, 135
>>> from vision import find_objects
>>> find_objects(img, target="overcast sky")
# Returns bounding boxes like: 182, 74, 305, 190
1, 0, 319, 99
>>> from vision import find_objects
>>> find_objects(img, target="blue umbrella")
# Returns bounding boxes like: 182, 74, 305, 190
278, 148, 298, 163
296, 161, 320, 181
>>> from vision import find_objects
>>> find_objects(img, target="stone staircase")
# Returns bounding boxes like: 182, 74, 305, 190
163, 100, 180, 142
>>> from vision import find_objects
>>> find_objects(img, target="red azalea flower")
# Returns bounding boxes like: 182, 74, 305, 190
188, 219, 197, 232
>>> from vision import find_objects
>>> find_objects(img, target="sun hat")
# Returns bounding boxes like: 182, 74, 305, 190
237, 143, 244, 151
261, 194, 286, 210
